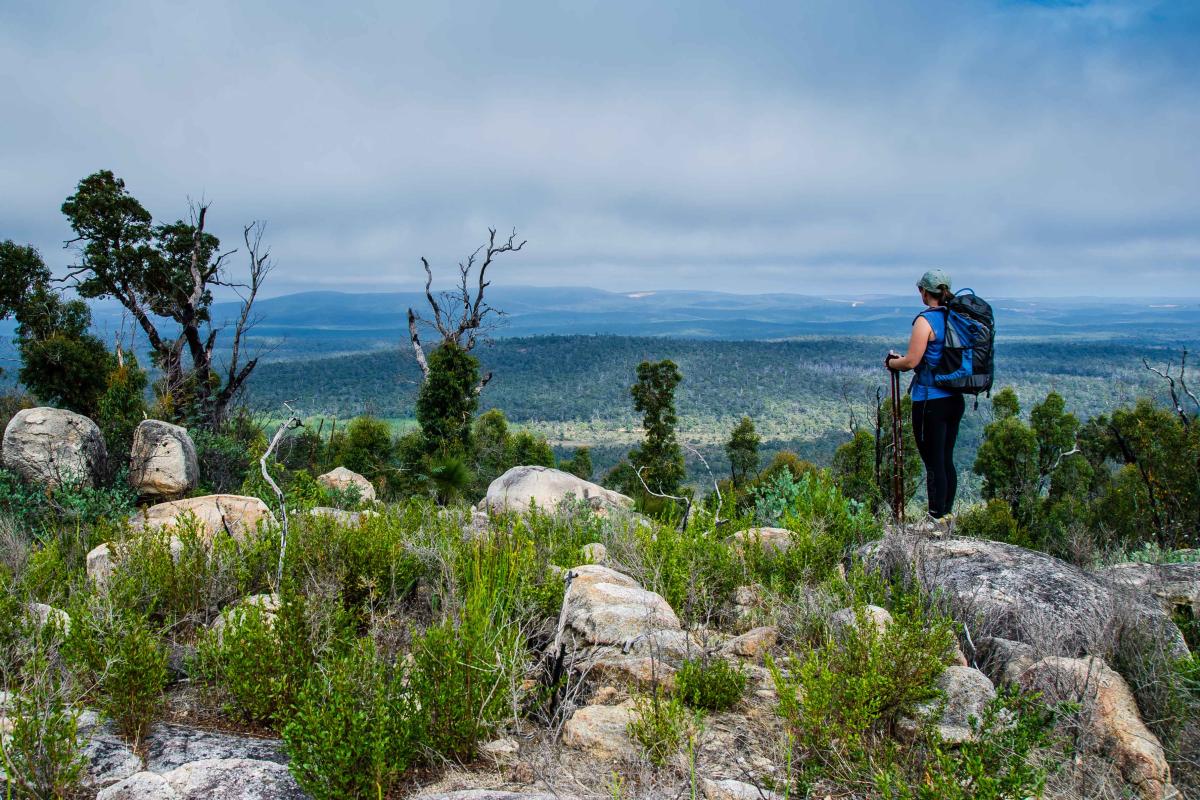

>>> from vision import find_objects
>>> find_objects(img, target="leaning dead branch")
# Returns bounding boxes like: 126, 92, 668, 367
1143, 349, 1199, 428
635, 466, 693, 531
262, 404, 303, 589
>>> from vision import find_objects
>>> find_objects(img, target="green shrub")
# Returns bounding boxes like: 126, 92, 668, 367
627, 688, 696, 767
194, 602, 284, 725
768, 600, 953, 785
1, 651, 88, 800
675, 657, 747, 711
955, 500, 1024, 546
63, 599, 169, 743
408, 542, 525, 762
636, 520, 743, 624
282, 640, 418, 800
875, 688, 1057, 800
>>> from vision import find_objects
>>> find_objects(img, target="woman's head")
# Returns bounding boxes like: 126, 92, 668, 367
917, 269, 953, 306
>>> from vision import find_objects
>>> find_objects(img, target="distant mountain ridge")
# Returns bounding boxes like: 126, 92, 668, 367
3, 286, 1199, 367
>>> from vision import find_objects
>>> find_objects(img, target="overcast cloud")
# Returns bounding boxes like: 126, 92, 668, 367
2, 0, 1198, 297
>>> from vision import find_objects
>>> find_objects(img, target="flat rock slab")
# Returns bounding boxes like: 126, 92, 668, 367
145, 723, 288, 772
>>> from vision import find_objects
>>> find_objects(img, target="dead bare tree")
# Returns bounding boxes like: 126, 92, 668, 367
1143, 349, 1199, 428
406, 228, 526, 392
262, 404, 303, 589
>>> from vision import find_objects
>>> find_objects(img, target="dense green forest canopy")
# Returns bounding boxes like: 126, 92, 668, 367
249, 334, 1193, 490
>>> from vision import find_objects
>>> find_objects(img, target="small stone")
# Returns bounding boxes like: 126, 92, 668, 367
722, 626, 777, 660
827, 605, 893, 638
562, 702, 637, 761
580, 542, 607, 563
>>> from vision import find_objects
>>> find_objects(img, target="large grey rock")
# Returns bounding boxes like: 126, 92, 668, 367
129, 420, 199, 499
144, 724, 288, 773
87, 537, 184, 590
486, 466, 633, 514
129, 495, 276, 544
1096, 561, 1200, 618
161, 758, 304, 800
1019, 656, 1175, 800
2, 407, 107, 488
316, 466, 375, 503
859, 534, 1188, 659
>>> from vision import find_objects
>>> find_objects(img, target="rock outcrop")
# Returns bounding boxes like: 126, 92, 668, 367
1019, 656, 1174, 800
563, 565, 682, 650
86, 537, 184, 590
485, 466, 633, 514
859, 534, 1188, 659
129, 420, 199, 500
1096, 561, 1200, 618
729, 527, 794, 554
316, 466, 376, 503
309, 506, 379, 526
98, 759, 304, 800
129, 495, 275, 544
561, 701, 638, 761
2, 407, 107, 488
901, 665, 996, 744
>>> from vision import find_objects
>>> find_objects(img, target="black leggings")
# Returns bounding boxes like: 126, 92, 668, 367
911, 394, 965, 518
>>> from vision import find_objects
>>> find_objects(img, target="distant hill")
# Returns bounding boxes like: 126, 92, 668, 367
3, 287, 1199, 370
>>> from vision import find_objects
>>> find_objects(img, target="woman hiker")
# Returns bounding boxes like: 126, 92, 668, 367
884, 269, 964, 522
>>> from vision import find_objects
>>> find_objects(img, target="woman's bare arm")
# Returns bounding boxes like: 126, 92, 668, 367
886, 316, 933, 371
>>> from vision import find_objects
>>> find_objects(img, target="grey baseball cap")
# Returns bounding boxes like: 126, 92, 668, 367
918, 269, 951, 293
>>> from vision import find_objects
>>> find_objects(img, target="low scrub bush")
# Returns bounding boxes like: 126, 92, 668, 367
768, 599, 954, 787
675, 657, 746, 711
627, 687, 697, 767
63, 597, 169, 743
875, 688, 1058, 800
1, 650, 88, 800
282, 640, 418, 800
635, 520, 743, 624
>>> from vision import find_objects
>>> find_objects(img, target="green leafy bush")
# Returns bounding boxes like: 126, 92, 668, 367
63, 599, 169, 743
1, 651, 88, 800
627, 688, 696, 767
194, 602, 283, 725
768, 600, 953, 785
875, 688, 1057, 800
283, 640, 418, 800
955, 500, 1023, 546
675, 657, 747, 711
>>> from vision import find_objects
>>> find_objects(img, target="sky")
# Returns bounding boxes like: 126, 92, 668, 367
2, 0, 1199, 298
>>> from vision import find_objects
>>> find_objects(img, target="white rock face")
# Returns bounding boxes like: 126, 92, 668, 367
2, 407, 107, 488
702, 779, 783, 800
26, 602, 71, 635
485, 466, 633, 514
97, 772, 180, 800
316, 466, 376, 503
129, 495, 275, 544
1020, 656, 1174, 800
159, 757, 304, 799
565, 568, 681, 648
129, 420, 199, 499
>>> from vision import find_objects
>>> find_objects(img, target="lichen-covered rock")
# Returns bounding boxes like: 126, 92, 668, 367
977, 636, 1038, 685
309, 506, 379, 525
1096, 561, 1200, 618
2, 407, 107, 488
485, 466, 633, 514
96, 772, 180, 800
722, 626, 778, 660
906, 666, 996, 744
828, 605, 893, 638
859, 534, 1188, 659
580, 542, 607, 563
561, 702, 637, 760
729, 527, 794, 554
25, 602, 71, 635
129, 420, 199, 499
1019, 656, 1174, 800
316, 466, 376, 503
129, 495, 276, 544
585, 654, 677, 690
564, 567, 681, 647
702, 778, 783, 800
160, 757, 304, 799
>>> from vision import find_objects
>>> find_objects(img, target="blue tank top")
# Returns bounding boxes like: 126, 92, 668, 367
911, 309, 954, 402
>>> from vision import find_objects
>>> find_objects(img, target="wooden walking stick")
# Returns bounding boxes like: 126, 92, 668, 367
889, 364, 905, 522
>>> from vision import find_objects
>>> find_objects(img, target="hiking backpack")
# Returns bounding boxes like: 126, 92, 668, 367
921, 289, 995, 395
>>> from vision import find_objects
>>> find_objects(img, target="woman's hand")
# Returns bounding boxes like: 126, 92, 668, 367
884, 350, 900, 369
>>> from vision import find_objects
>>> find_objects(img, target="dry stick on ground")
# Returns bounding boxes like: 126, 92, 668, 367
262, 404, 303, 589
